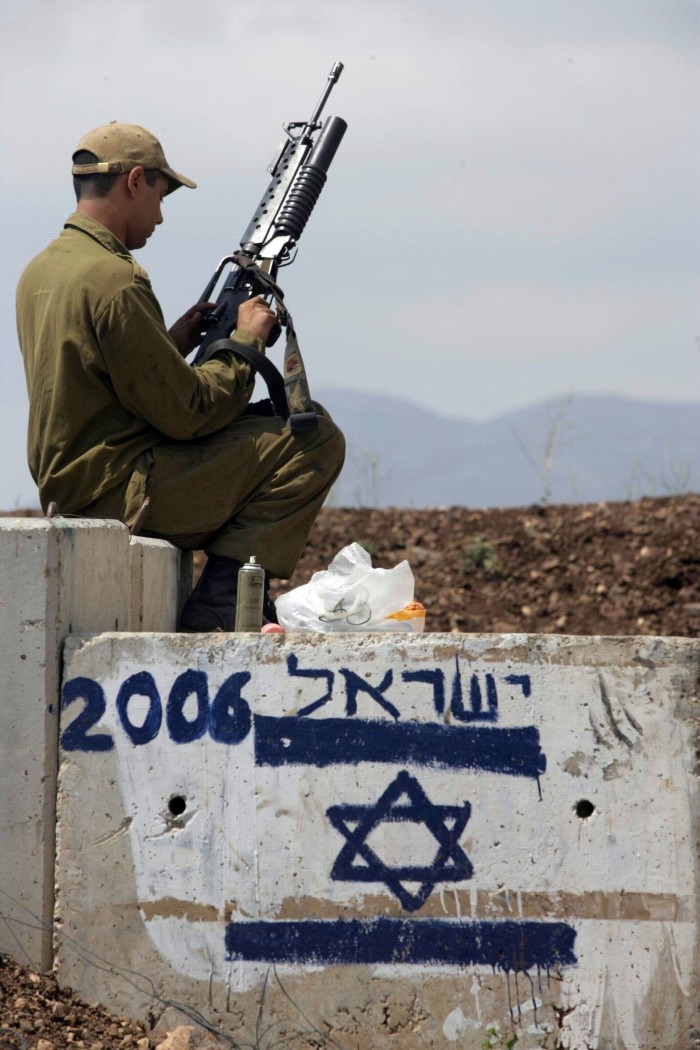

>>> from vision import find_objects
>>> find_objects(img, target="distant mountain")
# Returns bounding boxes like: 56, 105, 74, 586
316, 389, 699, 508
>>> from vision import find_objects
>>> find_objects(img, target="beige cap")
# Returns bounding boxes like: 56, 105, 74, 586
72, 121, 196, 194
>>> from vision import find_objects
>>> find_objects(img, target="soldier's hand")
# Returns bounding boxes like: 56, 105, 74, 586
235, 297, 277, 344
169, 302, 216, 357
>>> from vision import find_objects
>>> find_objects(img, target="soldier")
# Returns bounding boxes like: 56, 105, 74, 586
16, 122, 345, 630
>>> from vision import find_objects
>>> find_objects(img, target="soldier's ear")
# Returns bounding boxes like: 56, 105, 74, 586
126, 166, 145, 197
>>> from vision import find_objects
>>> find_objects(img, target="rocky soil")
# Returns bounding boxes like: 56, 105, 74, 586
1, 494, 698, 1047
266, 494, 700, 639
0, 957, 150, 1050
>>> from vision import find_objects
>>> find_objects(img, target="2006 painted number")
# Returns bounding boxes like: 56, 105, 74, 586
60, 671, 252, 752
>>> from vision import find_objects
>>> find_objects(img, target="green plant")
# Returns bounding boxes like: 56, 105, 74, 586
481, 1026, 518, 1050
523, 521, 538, 540
482, 1027, 499, 1050
463, 536, 500, 576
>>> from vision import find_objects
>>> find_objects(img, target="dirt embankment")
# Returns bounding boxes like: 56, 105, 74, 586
266, 494, 700, 639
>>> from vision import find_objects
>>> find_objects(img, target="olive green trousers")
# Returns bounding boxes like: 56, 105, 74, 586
89, 403, 345, 579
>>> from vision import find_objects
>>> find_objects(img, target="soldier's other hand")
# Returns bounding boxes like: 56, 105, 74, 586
235, 297, 277, 344
169, 302, 217, 357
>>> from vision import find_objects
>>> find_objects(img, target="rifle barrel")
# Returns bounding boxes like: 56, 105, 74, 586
308, 61, 344, 128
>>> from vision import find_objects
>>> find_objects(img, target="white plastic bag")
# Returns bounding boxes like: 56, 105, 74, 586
276, 543, 417, 632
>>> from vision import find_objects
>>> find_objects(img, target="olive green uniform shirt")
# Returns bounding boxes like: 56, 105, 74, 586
16, 213, 261, 513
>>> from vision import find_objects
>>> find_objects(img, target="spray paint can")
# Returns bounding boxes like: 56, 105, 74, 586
235, 556, 265, 632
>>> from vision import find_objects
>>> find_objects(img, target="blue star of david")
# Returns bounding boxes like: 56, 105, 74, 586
326, 769, 473, 912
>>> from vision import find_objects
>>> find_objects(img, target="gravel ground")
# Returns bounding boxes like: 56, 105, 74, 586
0, 956, 152, 1049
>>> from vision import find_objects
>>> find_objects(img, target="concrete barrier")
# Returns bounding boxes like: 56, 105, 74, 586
128, 535, 192, 632
0, 518, 190, 970
55, 631, 700, 1049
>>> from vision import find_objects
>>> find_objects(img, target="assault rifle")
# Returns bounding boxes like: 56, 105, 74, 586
193, 62, 347, 433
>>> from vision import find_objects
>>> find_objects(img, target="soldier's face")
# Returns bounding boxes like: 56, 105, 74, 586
126, 173, 168, 250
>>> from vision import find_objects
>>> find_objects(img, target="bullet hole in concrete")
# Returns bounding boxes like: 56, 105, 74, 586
168, 795, 187, 817
575, 799, 595, 819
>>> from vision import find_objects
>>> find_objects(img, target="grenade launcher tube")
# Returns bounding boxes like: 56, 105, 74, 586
244, 115, 348, 251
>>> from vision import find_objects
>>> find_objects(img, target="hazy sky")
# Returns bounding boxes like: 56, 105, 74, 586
1, 0, 698, 507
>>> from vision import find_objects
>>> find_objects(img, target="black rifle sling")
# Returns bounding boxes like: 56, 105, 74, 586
236, 260, 319, 434
204, 337, 318, 434
204, 339, 289, 420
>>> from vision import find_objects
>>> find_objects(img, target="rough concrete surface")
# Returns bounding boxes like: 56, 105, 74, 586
55, 632, 700, 1049
128, 538, 192, 632
0, 518, 189, 972
0, 518, 128, 970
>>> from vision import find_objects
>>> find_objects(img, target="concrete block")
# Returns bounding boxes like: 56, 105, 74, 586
56, 632, 700, 1048
0, 517, 130, 970
0, 519, 190, 970
128, 538, 191, 631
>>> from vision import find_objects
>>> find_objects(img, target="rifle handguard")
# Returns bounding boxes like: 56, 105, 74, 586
274, 117, 347, 243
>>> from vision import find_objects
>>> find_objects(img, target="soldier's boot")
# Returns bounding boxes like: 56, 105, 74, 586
178, 553, 278, 632
263, 588, 279, 625
178, 553, 241, 632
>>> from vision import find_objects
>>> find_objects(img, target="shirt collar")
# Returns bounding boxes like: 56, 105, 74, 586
63, 212, 132, 259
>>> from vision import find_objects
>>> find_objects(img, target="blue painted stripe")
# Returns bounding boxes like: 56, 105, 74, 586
225, 918, 576, 970
253, 716, 546, 778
